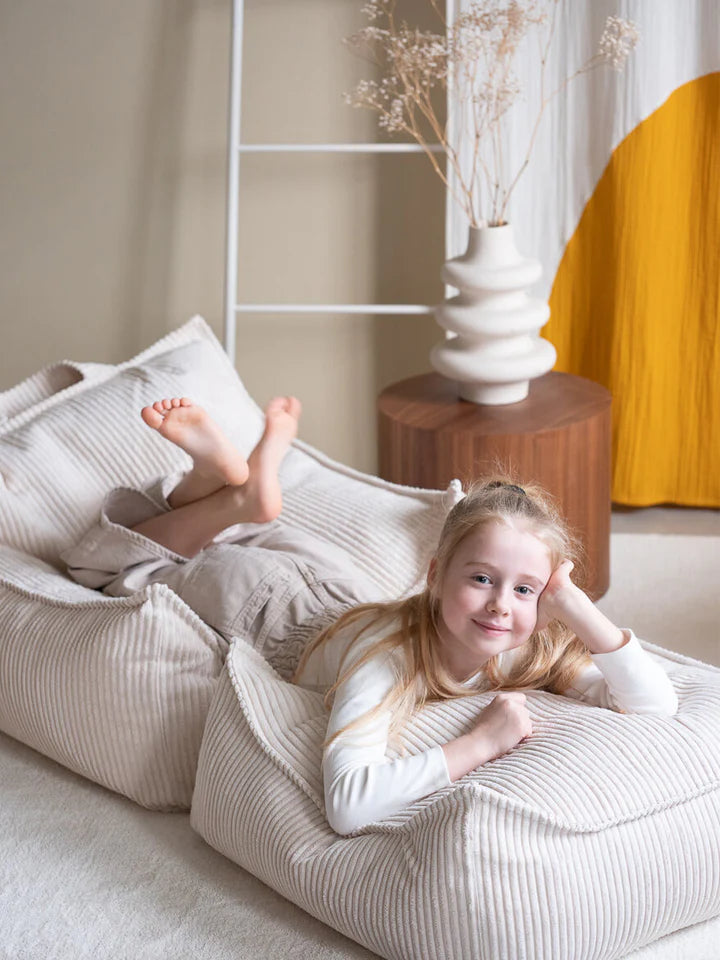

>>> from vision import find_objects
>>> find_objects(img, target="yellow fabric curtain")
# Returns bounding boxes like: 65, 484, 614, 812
545, 73, 720, 506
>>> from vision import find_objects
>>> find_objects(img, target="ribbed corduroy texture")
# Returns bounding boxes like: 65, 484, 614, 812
0, 545, 226, 810
191, 639, 720, 960
0, 317, 265, 564
278, 442, 458, 600
0, 316, 455, 811
0, 361, 84, 419
0, 317, 259, 808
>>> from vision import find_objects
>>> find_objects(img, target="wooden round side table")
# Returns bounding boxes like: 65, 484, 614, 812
378, 372, 612, 599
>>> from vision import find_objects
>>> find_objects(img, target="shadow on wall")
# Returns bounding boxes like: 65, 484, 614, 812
371, 152, 446, 403
367, 0, 448, 405
119, 0, 196, 362
0, 1, 203, 385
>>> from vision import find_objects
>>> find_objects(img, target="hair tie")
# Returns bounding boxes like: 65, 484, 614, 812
487, 480, 527, 496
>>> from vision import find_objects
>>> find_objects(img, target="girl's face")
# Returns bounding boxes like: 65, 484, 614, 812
433, 519, 553, 682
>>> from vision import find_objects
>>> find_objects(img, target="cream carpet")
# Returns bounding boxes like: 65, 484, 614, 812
596, 533, 719, 667
1, 532, 718, 960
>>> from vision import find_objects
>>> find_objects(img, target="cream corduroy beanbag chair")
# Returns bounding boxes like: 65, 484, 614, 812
0, 317, 453, 809
190, 637, 720, 960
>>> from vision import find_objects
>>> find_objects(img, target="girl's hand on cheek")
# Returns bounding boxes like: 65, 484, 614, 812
536, 559, 577, 631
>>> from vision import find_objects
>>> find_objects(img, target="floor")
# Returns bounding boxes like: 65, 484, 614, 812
611, 505, 720, 536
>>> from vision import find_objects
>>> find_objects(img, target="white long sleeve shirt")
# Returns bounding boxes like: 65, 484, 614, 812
298, 618, 679, 835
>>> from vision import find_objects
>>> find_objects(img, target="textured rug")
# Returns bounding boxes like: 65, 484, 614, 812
1, 532, 718, 960
597, 533, 719, 666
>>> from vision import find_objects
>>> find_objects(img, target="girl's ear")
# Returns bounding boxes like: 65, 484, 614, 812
427, 556, 438, 588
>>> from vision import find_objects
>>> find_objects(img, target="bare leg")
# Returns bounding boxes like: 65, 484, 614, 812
131, 397, 301, 557
140, 397, 250, 508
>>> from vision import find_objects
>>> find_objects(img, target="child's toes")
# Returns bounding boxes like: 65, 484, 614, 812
141, 405, 164, 429
265, 396, 288, 416
152, 400, 166, 415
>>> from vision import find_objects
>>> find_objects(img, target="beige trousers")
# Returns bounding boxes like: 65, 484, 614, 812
61, 476, 377, 678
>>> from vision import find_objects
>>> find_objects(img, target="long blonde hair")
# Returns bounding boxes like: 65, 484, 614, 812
293, 477, 593, 747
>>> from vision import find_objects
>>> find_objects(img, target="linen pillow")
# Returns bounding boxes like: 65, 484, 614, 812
0, 545, 225, 810
0, 314, 454, 597
0, 362, 84, 420
191, 637, 720, 960
0, 315, 456, 808
0, 317, 264, 563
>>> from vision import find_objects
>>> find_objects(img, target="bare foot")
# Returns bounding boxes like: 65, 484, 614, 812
225, 395, 302, 523
140, 397, 250, 487
130, 396, 302, 552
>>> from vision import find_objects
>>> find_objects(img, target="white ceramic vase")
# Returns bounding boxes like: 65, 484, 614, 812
430, 224, 556, 405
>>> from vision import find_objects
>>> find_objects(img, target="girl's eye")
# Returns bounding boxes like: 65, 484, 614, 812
471, 574, 491, 584
515, 585, 533, 596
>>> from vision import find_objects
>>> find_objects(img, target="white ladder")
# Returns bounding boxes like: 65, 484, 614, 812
223, 0, 458, 360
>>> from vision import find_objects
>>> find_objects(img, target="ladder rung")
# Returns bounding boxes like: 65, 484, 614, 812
237, 143, 444, 154
235, 303, 434, 315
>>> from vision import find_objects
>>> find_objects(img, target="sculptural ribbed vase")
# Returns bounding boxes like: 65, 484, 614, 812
430, 224, 556, 405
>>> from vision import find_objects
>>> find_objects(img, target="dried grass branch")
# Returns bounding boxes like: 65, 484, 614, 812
344, 0, 639, 226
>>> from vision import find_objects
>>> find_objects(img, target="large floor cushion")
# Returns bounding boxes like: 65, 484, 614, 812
0, 317, 263, 564
0, 545, 226, 810
190, 637, 720, 960
0, 316, 455, 808
0, 314, 453, 596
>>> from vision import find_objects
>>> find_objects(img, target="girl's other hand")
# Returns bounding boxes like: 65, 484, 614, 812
472, 692, 533, 762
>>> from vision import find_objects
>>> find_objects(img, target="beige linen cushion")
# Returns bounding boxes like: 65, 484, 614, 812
0, 318, 259, 808
0, 545, 225, 810
0, 315, 454, 808
0, 314, 452, 596
0, 317, 264, 564
191, 637, 720, 960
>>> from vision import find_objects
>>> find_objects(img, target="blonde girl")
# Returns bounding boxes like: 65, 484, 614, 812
63, 399, 679, 837
294, 479, 679, 835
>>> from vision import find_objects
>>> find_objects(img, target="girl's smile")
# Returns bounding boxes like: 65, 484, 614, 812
433, 519, 553, 682
472, 620, 510, 635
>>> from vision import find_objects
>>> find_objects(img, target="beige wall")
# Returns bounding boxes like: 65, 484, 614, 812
0, 0, 445, 473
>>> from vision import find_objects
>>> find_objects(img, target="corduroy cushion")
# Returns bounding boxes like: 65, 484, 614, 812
0, 316, 454, 808
190, 637, 720, 960
0, 314, 452, 596
0, 546, 225, 810
0, 317, 265, 564
0, 318, 262, 808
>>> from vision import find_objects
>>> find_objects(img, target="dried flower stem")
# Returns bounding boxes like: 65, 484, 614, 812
344, 0, 639, 227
